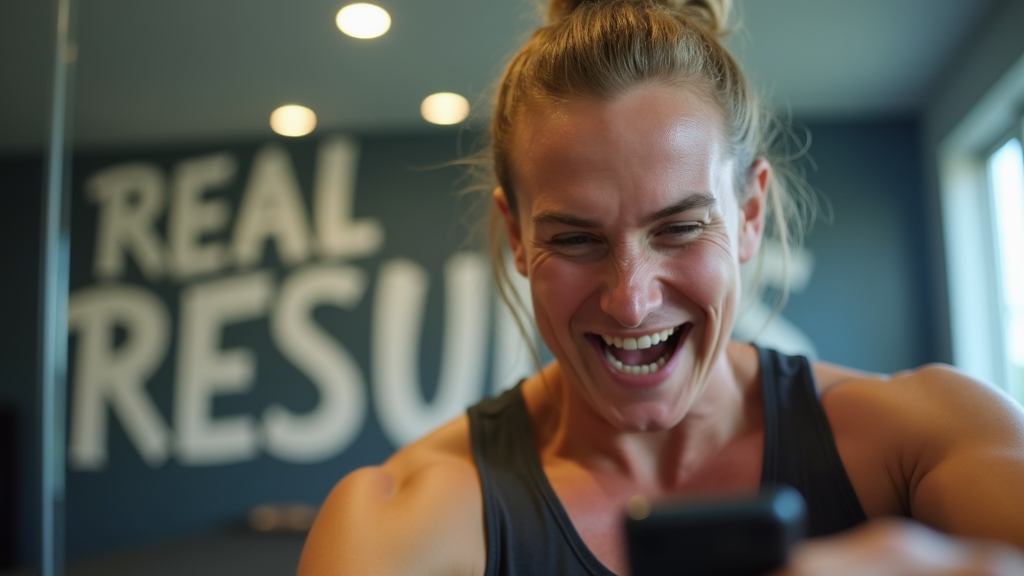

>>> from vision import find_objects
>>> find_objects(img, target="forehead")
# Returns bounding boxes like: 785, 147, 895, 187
508, 84, 733, 217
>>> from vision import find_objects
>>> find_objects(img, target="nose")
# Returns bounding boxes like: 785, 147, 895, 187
600, 254, 663, 328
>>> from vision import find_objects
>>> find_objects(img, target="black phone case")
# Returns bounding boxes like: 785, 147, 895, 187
625, 485, 806, 576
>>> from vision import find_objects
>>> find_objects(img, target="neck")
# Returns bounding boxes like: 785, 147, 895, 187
522, 342, 763, 494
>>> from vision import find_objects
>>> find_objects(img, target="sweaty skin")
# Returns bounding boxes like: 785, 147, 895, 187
297, 86, 1024, 576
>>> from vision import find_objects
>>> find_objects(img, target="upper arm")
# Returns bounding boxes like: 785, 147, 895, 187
905, 367, 1024, 548
824, 364, 1024, 548
297, 461, 486, 576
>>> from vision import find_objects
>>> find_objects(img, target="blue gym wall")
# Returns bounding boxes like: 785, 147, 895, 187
785, 119, 933, 373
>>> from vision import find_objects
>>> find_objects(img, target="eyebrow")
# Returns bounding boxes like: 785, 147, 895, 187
531, 192, 717, 228
641, 193, 717, 225
532, 211, 600, 227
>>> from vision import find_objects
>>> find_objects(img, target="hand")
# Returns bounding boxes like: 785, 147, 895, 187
771, 518, 1024, 576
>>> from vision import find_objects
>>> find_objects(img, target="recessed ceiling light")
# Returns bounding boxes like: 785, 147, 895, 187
270, 105, 317, 137
336, 3, 391, 39
420, 92, 470, 125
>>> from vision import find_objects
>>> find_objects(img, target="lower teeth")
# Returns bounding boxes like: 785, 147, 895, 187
604, 348, 668, 376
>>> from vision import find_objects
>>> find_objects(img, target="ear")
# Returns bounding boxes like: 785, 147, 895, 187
494, 187, 528, 276
738, 158, 770, 264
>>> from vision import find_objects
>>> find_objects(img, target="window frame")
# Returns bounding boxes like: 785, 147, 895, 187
939, 98, 1024, 401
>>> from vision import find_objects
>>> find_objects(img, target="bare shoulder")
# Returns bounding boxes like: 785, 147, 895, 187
814, 361, 1024, 440
297, 415, 485, 576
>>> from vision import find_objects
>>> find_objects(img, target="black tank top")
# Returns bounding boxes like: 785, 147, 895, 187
467, 346, 868, 576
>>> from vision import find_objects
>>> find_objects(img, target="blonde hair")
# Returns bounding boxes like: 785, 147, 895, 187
488, 0, 815, 352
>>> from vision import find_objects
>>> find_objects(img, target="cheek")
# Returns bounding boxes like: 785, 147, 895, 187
527, 260, 599, 357
530, 259, 594, 318
665, 243, 737, 308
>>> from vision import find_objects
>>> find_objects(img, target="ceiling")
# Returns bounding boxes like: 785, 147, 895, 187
0, 0, 996, 153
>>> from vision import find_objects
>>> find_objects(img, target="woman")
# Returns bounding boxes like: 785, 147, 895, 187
298, 0, 1024, 574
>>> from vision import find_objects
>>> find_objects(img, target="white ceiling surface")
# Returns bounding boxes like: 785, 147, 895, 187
0, 0, 996, 152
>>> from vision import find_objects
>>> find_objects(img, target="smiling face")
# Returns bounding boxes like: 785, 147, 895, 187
498, 84, 769, 431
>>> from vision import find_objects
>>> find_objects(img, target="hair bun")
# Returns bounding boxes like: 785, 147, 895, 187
547, 0, 734, 37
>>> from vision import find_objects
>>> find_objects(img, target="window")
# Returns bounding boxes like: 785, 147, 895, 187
988, 137, 1024, 400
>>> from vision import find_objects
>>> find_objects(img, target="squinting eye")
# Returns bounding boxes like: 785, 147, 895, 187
661, 222, 703, 236
551, 234, 592, 247
548, 233, 604, 256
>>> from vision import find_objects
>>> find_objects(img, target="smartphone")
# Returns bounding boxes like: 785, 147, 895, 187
625, 485, 806, 576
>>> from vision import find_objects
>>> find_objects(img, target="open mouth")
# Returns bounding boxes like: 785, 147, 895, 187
589, 323, 689, 376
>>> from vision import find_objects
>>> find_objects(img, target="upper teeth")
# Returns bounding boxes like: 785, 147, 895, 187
601, 327, 676, 350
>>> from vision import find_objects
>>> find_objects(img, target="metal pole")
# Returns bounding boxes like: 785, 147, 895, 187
40, 0, 76, 573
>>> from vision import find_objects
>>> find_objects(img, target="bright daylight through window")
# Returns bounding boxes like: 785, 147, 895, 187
988, 137, 1024, 401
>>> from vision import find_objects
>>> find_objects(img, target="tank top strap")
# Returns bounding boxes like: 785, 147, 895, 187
757, 346, 868, 536
468, 385, 617, 576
